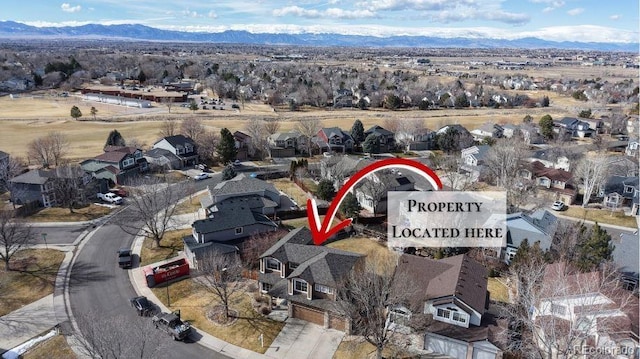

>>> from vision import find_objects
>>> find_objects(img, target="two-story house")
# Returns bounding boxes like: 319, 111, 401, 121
526, 149, 571, 172
354, 171, 415, 214
470, 123, 503, 141
258, 227, 364, 332
391, 254, 503, 359
80, 146, 148, 185
150, 135, 198, 169
268, 131, 308, 157
518, 160, 574, 199
9, 168, 93, 208
320, 155, 376, 189
363, 125, 396, 153
314, 127, 354, 154
234, 131, 252, 160
554, 117, 594, 138
598, 175, 639, 213
459, 145, 491, 181
502, 209, 558, 264
532, 262, 639, 358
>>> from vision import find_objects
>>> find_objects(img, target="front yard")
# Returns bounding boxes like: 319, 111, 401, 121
151, 279, 284, 354
562, 205, 638, 228
25, 204, 113, 222
326, 236, 397, 266
0, 249, 65, 316
139, 229, 191, 266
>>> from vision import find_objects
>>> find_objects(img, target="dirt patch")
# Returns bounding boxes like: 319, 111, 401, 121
206, 305, 239, 326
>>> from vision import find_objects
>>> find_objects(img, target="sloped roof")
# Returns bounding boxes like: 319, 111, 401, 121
364, 125, 394, 137
192, 202, 277, 235
158, 134, 196, 148
602, 176, 639, 199
9, 169, 53, 185
209, 174, 278, 198
530, 161, 572, 182
320, 127, 354, 142
260, 227, 314, 258
393, 253, 488, 315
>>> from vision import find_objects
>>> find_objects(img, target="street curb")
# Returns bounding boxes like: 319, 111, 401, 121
554, 213, 639, 232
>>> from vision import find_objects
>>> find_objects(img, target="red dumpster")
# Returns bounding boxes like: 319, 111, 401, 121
143, 258, 190, 287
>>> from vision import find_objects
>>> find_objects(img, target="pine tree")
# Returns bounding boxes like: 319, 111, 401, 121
362, 134, 380, 155
217, 128, 237, 164
70, 105, 82, 120
339, 192, 361, 220
316, 179, 336, 201
575, 223, 614, 272
539, 114, 554, 139
105, 129, 126, 148
350, 120, 365, 149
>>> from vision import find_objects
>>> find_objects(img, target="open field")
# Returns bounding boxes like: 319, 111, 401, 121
0, 249, 65, 316
0, 89, 585, 162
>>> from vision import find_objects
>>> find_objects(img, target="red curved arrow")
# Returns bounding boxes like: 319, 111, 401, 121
307, 158, 443, 245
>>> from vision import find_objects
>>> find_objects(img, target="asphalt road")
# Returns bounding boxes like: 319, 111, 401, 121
31, 224, 89, 246
68, 174, 232, 359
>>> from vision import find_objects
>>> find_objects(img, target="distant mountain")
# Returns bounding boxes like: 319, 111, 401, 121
0, 21, 636, 52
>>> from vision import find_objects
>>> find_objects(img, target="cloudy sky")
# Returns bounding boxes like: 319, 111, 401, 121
3, 0, 638, 43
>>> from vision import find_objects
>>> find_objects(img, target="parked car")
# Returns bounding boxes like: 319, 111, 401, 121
98, 192, 123, 205
197, 163, 210, 172
152, 312, 192, 341
130, 296, 156, 316
194, 172, 209, 180
551, 201, 565, 211
109, 187, 128, 197
117, 248, 132, 269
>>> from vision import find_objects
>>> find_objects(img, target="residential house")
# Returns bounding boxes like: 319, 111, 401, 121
391, 254, 503, 359
258, 227, 364, 332
460, 145, 491, 181
501, 124, 517, 139
314, 127, 354, 154
80, 146, 148, 185
470, 123, 503, 141
518, 160, 573, 191
526, 149, 571, 171
363, 125, 396, 153
151, 135, 198, 169
333, 88, 356, 108
582, 118, 604, 134
234, 131, 252, 160
399, 128, 435, 151
354, 170, 415, 214
625, 139, 638, 157
199, 173, 293, 217
502, 209, 558, 264
554, 117, 594, 138
9, 168, 93, 208
519, 124, 545, 145
598, 175, 639, 213
320, 155, 376, 189
268, 131, 307, 158
532, 262, 639, 358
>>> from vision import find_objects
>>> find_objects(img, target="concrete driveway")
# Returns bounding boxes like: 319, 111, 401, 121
264, 318, 344, 359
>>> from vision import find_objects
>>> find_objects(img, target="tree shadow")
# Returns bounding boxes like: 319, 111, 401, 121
68, 261, 113, 292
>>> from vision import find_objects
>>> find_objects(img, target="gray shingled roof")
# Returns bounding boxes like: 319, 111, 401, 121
613, 232, 639, 276
9, 169, 53, 185
192, 202, 277, 234
209, 174, 278, 198
260, 227, 314, 258
365, 125, 394, 137
159, 134, 196, 148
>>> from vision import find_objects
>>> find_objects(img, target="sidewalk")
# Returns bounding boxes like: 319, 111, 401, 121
0, 295, 58, 352
129, 233, 344, 359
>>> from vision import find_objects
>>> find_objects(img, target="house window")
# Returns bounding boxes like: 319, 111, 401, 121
389, 307, 411, 326
293, 279, 308, 293
185, 145, 193, 153
235, 227, 243, 235
452, 312, 467, 323
289, 262, 298, 270
260, 282, 272, 293
625, 186, 634, 193
436, 308, 451, 319
266, 258, 281, 271
177, 147, 185, 155
314, 284, 334, 294
551, 303, 566, 316
122, 157, 135, 168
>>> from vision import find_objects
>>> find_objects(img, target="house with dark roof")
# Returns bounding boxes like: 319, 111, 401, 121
9, 168, 94, 208
613, 232, 639, 292
234, 131, 251, 160
354, 170, 415, 214
80, 146, 148, 185
460, 145, 491, 181
363, 125, 396, 153
470, 123, 503, 141
598, 175, 639, 214
526, 148, 571, 171
502, 209, 558, 264
554, 117, 594, 138
151, 135, 198, 169
258, 227, 364, 332
391, 254, 502, 359
267, 131, 308, 157
314, 127, 354, 154
518, 160, 573, 191
320, 155, 376, 189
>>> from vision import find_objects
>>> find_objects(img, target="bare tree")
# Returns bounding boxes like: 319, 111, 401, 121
158, 120, 177, 138
263, 118, 281, 135
180, 117, 204, 143
484, 137, 531, 210
0, 156, 24, 193
431, 153, 473, 190
240, 229, 287, 270
244, 118, 267, 160
196, 130, 220, 164
52, 165, 88, 213
334, 259, 409, 359
574, 153, 609, 207
0, 211, 35, 270
395, 118, 425, 151
194, 250, 244, 318
295, 118, 321, 156
359, 176, 388, 215
74, 310, 169, 359
161, 96, 174, 113
27, 132, 68, 168
114, 177, 187, 247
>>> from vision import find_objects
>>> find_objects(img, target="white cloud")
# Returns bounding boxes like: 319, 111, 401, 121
61, 3, 81, 13
609, 14, 621, 20
567, 8, 584, 16
273, 6, 375, 19
539, 0, 564, 12
208, 11, 218, 19
182, 10, 201, 18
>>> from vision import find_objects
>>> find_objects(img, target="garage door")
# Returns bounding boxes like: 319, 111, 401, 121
292, 304, 324, 326
425, 333, 468, 359
328, 313, 346, 331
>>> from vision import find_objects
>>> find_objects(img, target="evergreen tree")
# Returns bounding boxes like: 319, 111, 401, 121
188, 100, 199, 113
541, 96, 550, 107
138, 70, 147, 84
362, 134, 380, 155
105, 129, 126, 148
222, 165, 237, 180
316, 179, 336, 201
70, 105, 82, 120
436, 127, 460, 153
454, 93, 470, 108
575, 223, 614, 272
539, 114, 554, 140
339, 192, 361, 220
350, 119, 365, 148
217, 128, 237, 164
90, 106, 98, 120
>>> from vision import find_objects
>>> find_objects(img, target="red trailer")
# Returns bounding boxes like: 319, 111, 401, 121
143, 258, 190, 287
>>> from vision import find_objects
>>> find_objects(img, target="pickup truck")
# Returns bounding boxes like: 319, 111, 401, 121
152, 312, 192, 341
97, 192, 123, 205
117, 248, 132, 269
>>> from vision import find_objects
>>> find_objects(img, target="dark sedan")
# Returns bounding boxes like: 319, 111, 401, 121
130, 296, 156, 316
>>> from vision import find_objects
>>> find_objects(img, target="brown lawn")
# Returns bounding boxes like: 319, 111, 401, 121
487, 277, 510, 303
174, 192, 208, 215
25, 204, 113, 222
326, 236, 398, 266
0, 249, 65, 316
269, 178, 310, 208
140, 229, 191, 266
23, 334, 77, 359
563, 206, 638, 229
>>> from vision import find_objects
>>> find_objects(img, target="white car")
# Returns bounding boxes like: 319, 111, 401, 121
98, 192, 123, 205
194, 173, 209, 181
551, 201, 565, 211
